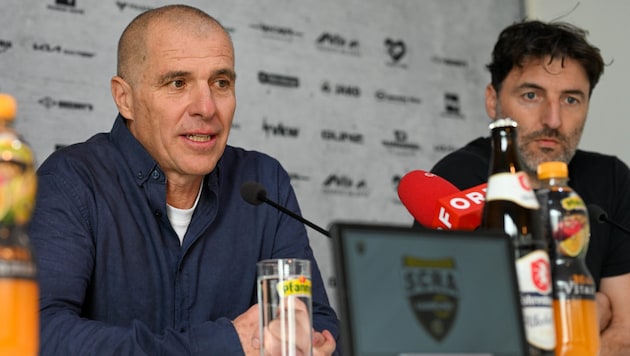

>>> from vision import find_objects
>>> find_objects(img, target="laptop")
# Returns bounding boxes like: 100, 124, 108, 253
329, 222, 528, 356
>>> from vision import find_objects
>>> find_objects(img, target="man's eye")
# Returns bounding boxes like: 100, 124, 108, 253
566, 97, 578, 104
170, 80, 185, 88
216, 79, 230, 88
524, 92, 536, 100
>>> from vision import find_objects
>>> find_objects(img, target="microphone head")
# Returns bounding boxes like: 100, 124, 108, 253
240, 181, 267, 206
397, 170, 459, 227
587, 203, 608, 224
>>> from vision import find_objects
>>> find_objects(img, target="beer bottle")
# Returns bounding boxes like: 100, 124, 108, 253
0, 94, 39, 355
536, 161, 599, 355
481, 118, 555, 355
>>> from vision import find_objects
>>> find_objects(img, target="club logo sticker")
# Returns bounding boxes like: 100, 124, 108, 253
402, 256, 459, 341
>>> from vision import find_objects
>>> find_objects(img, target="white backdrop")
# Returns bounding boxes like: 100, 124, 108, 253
0, 0, 522, 311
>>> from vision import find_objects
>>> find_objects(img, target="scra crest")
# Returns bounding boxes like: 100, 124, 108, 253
402, 256, 459, 341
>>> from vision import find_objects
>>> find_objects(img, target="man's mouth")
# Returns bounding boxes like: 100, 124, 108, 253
186, 134, 214, 142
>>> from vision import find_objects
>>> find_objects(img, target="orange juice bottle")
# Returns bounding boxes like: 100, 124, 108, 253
537, 161, 599, 355
0, 94, 39, 356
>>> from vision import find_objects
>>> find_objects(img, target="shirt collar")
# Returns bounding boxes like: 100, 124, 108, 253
110, 114, 161, 186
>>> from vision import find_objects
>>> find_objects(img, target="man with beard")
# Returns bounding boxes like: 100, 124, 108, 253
427, 20, 630, 355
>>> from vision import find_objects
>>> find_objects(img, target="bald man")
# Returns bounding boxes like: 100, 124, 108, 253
30, 5, 339, 355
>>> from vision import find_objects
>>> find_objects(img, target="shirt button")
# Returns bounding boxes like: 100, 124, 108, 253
136, 171, 144, 179
151, 170, 160, 180
154, 210, 162, 217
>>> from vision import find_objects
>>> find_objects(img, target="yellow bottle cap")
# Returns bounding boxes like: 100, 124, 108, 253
0, 93, 17, 121
537, 161, 568, 180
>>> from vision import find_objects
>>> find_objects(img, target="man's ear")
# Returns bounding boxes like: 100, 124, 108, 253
485, 83, 498, 120
111, 76, 133, 119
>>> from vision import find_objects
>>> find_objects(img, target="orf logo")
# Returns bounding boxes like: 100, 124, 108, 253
402, 256, 459, 342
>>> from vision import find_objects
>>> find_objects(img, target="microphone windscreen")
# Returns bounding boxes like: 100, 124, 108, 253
240, 181, 267, 206
397, 170, 459, 226
587, 203, 608, 223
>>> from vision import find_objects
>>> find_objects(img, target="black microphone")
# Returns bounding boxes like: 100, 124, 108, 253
240, 181, 331, 237
588, 203, 630, 235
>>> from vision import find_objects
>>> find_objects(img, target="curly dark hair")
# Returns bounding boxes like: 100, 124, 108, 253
487, 20, 605, 96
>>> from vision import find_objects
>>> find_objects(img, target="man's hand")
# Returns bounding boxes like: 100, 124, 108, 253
233, 304, 261, 356
262, 297, 312, 356
313, 329, 336, 356
597, 291, 612, 332
599, 274, 630, 356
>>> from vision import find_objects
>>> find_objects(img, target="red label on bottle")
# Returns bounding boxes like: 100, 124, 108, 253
531, 258, 551, 293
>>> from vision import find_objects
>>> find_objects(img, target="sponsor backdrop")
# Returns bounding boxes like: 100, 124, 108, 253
0, 0, 522, 311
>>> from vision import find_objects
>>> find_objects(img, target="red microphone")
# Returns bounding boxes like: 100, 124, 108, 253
398, 170, 487, 230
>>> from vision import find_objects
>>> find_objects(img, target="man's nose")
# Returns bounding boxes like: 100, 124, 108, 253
191, 84, 216, 118
542, 100, 561, 129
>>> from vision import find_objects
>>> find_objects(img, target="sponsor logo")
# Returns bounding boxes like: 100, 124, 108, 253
38, 97, 93, 111
0, 39, 12, 54
402, 256, 459, 341
441, 92, 464, 118
33, 42, 95, 58
250, 23, 303, 41
433, 143, 458, 154
375, 90, 420, 104
321, 81, 361, 98
47, 0, 84, 14
431, 55, 468, 67
385, 38, 407, 68
115, 1, 152, 12
322, 174, 368, 197
258, 71, 299, 88
382, 130, 421, 155
288, 172, 310, 182
262, 119, 299, 138
321, 129, 363, 144
316, 32, 360, 56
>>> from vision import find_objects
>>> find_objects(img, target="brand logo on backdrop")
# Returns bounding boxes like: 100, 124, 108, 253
322, 174, 369, 197
321, 81, 361, 98
33, 42, 95, 58
288, 172, 310, 182
441, 92, 464, 118
402, 255, 459, 342
262, 119, 299, 138
431, 55, 468, 68
250, 23, 303, 41
382, 130, 421, 155
321, 129, 364, 144
38, 96, 93, 111
115, 1, 152, 12
258, 71, 300, 88
374, 90, 420, 104
385, 38, 407, 68
316, 32, 360, 56
47, 0, 84, 14
433, 143, 458, 154
0, 39, 12, 54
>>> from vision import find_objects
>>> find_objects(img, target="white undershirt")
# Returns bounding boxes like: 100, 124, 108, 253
166, 184, 203, 245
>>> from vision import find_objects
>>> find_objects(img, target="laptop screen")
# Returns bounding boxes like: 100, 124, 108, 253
330, 222, 527, 356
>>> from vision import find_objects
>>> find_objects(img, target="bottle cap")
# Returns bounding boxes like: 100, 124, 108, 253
489, 117, 517, 130
537, 161, 568, 179
0, 94, 17, 121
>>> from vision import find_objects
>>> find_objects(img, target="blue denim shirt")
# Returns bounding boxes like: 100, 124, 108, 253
29, 115, 339, 355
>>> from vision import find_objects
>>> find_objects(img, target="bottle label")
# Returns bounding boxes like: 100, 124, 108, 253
486, 172, 539, 209
0, 259, 37, 280
552, 195, 590, 257
554, 271, 596, 301
277, 276, 312, 297
516, 250, 556, 350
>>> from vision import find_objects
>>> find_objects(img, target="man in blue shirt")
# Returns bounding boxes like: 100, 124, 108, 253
29, 4, 339, 355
